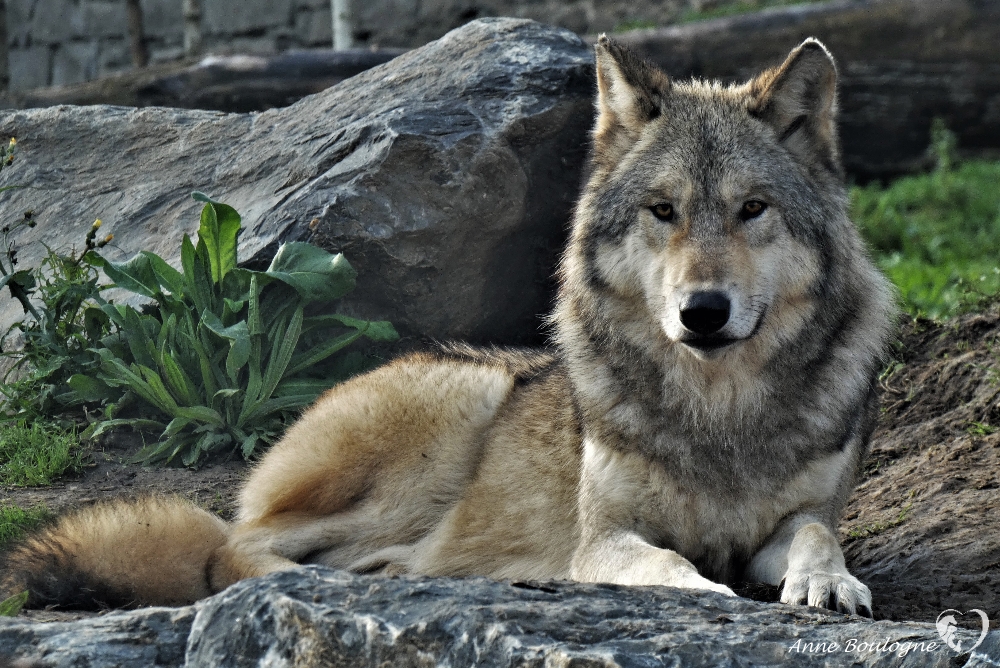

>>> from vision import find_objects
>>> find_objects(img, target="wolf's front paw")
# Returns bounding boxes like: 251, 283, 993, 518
780, 570, 872, 617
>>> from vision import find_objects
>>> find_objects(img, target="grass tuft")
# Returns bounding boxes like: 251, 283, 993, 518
0, 422, 82, 486
0, 504, 54, 547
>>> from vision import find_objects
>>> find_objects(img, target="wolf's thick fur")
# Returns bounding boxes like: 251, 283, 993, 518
2, 37, 893, 615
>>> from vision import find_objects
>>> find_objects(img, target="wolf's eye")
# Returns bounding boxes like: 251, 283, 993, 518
740, 200, 767, 221
650, 203, 675, 222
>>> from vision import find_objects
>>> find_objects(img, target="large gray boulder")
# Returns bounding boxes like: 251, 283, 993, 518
0, 18, 593, 345
2, 567, 993, 667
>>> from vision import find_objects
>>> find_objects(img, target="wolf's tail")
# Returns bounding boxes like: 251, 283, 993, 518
0, 496, 229, 609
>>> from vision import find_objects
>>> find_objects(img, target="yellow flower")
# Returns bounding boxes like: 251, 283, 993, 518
92, 219, 102, 230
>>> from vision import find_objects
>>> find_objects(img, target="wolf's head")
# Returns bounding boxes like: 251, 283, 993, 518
560, 37, 879, 363
556, 37, 894, 422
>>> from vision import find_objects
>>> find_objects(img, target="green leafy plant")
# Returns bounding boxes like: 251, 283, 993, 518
79, 193, 398, 465
853, 120, 1000, 319
0, 137, 115, 422
1, 220, 114, 420
0, 422, 82, 485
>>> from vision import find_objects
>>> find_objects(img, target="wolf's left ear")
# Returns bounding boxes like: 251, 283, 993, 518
749, 39, 841, 176
593, 35, 670, 159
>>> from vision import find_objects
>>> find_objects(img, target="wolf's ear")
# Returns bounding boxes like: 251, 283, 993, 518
749, 39, 841, 176
593, 35, 670, 157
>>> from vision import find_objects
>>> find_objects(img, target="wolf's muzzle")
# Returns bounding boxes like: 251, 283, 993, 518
679, 291, 730, 336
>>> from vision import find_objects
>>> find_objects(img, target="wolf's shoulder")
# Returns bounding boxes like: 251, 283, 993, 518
431, 342, 561, 383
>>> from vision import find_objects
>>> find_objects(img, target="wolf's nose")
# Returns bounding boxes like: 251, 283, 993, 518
680, 291, 731, 335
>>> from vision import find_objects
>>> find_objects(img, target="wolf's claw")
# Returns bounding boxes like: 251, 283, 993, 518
780, 570, 872, 617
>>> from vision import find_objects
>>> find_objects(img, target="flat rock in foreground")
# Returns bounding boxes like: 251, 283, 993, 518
0, 19, 593, 345
2, 567, 993, 667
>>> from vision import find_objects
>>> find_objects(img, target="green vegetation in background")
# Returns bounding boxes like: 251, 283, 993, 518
75, 193, 399, 466
852, 119, 1000, 319
0, 136, 115, 424
0, 422, 81, 486
0, 504, 54, 546
679, 0, 825, 23
0, 137, 398, 466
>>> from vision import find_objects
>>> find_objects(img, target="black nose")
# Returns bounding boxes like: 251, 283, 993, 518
680, 291, 731, 336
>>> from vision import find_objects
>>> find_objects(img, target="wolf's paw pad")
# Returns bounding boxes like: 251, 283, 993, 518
780, 571, 872, 617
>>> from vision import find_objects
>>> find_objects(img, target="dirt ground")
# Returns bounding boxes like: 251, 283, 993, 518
2, 310, 999, 625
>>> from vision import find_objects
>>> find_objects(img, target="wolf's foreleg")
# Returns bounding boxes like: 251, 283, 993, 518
571, 437, 735, 595
571, 530, 736, 595
747, 516, 872, 616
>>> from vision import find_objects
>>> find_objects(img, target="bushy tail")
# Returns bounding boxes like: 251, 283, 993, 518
0, 496, 229, 609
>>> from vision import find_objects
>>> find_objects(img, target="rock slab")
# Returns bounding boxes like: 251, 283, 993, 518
1, 567, 989, 667
0, 19, 594, 345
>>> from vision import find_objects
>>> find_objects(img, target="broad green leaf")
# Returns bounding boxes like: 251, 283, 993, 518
0, 591, 29, 617
272, 377, 334, 398
137, 365, 181, 413
121, 307, 157, 368
174, 405, 225, 427
82, 418, 165, 441
201, 312, 249, 341
103, 253, 160, 299
194, 194, 241, 285
240, 432, 259, 458
144, 252, 186, 297
160, 343, 201, 406
67, 374, 115, 402
304, 314, 400, 342
164, 417, 193, 437
241, 306, 302, 426
285, 328, 364, 377
241, 394, 316, 424
265, 243, 356, 302
194, 236, 216, 306
226, 334, 250, 382
0, 269, 34, 293
247, 274, 262, 335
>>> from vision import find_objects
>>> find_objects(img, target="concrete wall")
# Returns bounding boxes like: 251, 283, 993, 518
6, 0, 336, 91
5, 0, 744, 92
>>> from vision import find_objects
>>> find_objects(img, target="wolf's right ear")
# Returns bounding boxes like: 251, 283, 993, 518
749, 39, 841, 176
593, 36, 670, 159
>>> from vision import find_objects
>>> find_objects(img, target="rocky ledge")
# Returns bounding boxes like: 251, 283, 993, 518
1, 567, 997, 667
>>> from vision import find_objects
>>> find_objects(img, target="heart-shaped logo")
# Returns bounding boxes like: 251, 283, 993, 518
935, 609, 990, 653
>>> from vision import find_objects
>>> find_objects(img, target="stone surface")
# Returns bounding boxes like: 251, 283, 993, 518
0, 567, 985, 667
0, 18, 594, 345
614, 0, 1000, 180
0, 605, 194, 667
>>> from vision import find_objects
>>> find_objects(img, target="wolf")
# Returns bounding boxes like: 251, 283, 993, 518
2, 36, 894, 616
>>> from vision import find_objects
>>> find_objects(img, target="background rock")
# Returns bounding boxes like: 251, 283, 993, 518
0, 567, 981, 667
0, 18, 593, 345
1, 50, 405, 113
614, 0, 1000, 180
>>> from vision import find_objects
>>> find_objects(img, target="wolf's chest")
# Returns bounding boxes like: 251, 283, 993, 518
644, 448, 853, 579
